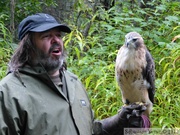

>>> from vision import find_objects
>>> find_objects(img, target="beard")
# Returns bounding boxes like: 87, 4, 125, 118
33, 44, 66, 72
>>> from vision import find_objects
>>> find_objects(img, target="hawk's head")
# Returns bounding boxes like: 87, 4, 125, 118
125, 32, 144, 49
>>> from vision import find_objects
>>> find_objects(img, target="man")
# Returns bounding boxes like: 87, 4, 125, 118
0, 13, 150, 135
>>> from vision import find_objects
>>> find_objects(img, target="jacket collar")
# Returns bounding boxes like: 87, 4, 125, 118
62, 70, 76, 104
17, 64, 77, 104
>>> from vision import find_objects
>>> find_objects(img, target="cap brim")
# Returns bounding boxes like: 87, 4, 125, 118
30, 23, 71, 33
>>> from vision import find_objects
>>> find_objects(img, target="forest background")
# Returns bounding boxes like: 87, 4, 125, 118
0, 0, 180, 132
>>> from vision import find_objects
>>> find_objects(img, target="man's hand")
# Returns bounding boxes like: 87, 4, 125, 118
119, 103, 146, 119
118, 103, 150, 128
95, 103, 149, 135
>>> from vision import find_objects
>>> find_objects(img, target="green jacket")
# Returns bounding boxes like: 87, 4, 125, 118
0, 65, 101, 135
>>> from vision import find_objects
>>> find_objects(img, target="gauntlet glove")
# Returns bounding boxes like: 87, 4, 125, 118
96, 103, 149, 135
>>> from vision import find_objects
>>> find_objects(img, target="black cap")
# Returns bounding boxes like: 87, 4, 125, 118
18, 13, 71, 40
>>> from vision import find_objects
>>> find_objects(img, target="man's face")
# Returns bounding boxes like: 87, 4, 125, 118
33, 28, 65, 72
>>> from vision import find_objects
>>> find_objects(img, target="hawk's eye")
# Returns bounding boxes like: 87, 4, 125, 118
132, 38, 137, 42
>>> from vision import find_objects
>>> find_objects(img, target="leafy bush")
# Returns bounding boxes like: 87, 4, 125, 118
0, 16, 13, 79
65, 0, 180, 128
153, 42, 180, 129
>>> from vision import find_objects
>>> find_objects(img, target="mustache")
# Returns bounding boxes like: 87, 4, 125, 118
48, 43, 62, 53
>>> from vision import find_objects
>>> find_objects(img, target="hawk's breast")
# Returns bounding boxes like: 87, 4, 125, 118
115, 46, 149, 103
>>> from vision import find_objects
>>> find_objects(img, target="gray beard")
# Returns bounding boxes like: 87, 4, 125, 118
32, 46, 66, 72
38, 55, 64, 72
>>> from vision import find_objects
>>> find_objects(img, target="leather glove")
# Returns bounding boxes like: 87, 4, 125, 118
125, 103, 147, 127
95, 103, 148, 135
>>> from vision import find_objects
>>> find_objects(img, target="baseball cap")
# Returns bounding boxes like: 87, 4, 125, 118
18, 13, 71, 40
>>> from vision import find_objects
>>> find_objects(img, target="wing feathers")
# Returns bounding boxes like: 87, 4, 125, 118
143, 49, 155, 103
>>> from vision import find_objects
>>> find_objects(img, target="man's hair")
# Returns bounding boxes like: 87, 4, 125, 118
8, 33, 34, 72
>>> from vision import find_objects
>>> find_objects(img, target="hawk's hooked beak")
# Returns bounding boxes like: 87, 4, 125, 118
125, 39, 131, 47
125, 38, 132, 47
125, 37, 138, 48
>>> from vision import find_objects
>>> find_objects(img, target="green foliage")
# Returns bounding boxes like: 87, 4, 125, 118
15, 0, 56, 20
152, 42, 180, 129
64, 0, 180, 128
64, 29, 122, 119
0, 0, 56, 37
0, 17, 13, 79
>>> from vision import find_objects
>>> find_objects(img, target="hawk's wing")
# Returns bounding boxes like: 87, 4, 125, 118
143, 49, 155, 104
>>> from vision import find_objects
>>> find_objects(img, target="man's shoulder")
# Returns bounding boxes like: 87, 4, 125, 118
64, 70, 78, 80
0, 72, 24, 95
0, 72, 16, 85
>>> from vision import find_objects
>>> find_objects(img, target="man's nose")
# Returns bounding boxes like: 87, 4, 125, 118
51, 35, 60, 44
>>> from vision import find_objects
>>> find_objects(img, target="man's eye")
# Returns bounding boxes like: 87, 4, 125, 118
42, 34, 50, 38
56, 33, 63, 38
57, 34, 62, 37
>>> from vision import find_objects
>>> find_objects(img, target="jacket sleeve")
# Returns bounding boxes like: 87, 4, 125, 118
92, 120, 103, 135
92, 116, 125, 135
0, 85, 25, 135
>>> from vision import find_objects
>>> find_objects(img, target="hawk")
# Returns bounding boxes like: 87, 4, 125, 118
115, 32, 155, 117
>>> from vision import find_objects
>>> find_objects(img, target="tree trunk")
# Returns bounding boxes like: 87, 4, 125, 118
42, 0, 116, 37
43, 0, 76, 24
10, 0, 15, 41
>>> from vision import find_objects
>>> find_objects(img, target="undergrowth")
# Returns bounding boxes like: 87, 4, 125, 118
65, 0, 180, 129
0, 15, 13, 79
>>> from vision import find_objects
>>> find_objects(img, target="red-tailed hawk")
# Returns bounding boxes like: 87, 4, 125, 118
115, 32, 155, 117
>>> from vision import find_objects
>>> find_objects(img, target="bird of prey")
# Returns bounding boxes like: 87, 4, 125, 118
115, 32, 155, 117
